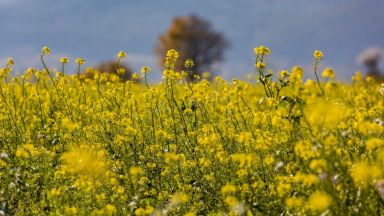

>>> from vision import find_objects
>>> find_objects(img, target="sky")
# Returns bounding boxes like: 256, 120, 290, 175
0, 0, 383, 81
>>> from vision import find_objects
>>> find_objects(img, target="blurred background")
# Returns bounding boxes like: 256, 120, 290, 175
0, 0, 383, 81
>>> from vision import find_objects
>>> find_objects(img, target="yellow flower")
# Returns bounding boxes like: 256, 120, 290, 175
286, 196, 304, 209
64, 206, 78, 215
276, 183, 291, 197
351, 162, 382, 188
61, 117, 78, 131
280, 70, 289, 78
7, 58, 14, 67
170, 192, 189, 206
0, 68, 11, 78
16, 148, 28, 158
365, 138, 384, 151
221, 184, 237, 194
165, 49, 179, 69
254, 45, 271, 56
308, 191, 332, 212
15, 144, 37, 158
25, 68, 35, 76
61, 145, 107, 180
23, 144, 36, 154
294, 140, 319, 160
131, 72, 140, 80
313, 50, 323, 60
117, 68, 126, 76
117, 51, 126, 58
60, 57, 69, 64
291, 66, 303, 75
256, 61, 266, 69
184, 59, 195, 68
263, 155, 275, 166
135, 205, 154, 216
140, 66, 151, 74
322, 67, 335, 78
42, 46, 51, 55
224, 196, 238, 207
302, 174, 319, 186
49, 188, 61, 197
304, 79, 316, 89
164, 152, 178, 163
310, 159, 327, 173
75, 58, 85, 65
129, 166, 144, 176
104, 204, 117, 215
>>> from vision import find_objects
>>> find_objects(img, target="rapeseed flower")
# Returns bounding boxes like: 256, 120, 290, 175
117, 51, 126, 58
60, 56, 69, 64
254, 45, 271, 56
42, 46, 51, 55
75, 58, 85, 65
313, 50, 323, 60
165, 49, 179, 69
1, 46, 384, 215
308, 191, 332, 213
322, 67, 335, 78
61, 145, 107, 180
140, 66, 151, 74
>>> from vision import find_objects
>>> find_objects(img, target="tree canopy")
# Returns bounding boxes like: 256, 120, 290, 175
155, 15, 229, 80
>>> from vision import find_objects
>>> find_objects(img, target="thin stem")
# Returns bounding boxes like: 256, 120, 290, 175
314, 60, 325, 96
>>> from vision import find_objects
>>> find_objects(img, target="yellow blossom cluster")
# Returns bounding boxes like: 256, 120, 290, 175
0, 46, 383, 215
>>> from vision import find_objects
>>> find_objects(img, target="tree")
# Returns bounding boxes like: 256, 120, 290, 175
357, 47, 383, 80
84, 60, 134, 81
155, 15, 229, 80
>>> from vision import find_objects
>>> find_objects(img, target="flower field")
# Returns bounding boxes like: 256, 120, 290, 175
0, 47, 384, 215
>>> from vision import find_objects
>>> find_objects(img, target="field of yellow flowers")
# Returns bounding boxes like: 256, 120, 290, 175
0, 46, 384, 215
